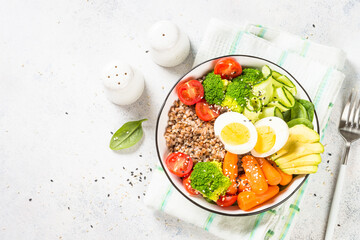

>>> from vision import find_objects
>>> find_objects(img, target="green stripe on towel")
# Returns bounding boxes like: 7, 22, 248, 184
160, 186, 173, 211
229, 31, 244, 54
313, 67, 333, 107
279, 178, 309, 239
204, 213, 216, 231
265, 229, 275, 240
277, 51, 289, 66
250, 212, 265, 239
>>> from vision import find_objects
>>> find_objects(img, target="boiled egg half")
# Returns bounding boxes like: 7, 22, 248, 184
251, 117, 289, 157
214, 112, 258, 154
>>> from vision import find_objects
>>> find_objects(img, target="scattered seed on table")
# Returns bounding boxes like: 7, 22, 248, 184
145, 50, 149, 53
50, 179, 53, 182
136, 168, 138, 170
107, 194, 110, 197
140, 173, 142, 175
138, 196, 140, 199
337, 224, 340, 227
102, 177, 105, 179
68, 207, 70, 210
139, 155, 143, 157
65, 112, 68, 115
123, 167, 125, 170
327, 160, 329, 163
328, 153, 332, 156
150, 168, 152, 172
90, 225, 93, 228
94, 179, 97, 182
110, 132, 113, 135
144, 176, 146, 180
312, 24, 315, 28
29, 198, 32, 202
314, 194, 317, 197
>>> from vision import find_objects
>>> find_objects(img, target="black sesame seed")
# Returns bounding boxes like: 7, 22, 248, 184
136, 168, 138, 170
314, 194, 317, 196
94, 179, 97, 182
110, 132, 113, 135
50, 179, 53, 182
337, 224, 340, 227
327, 160, 329, 163
150, 168, 152, 172
139, 154, 143, 157
107, 194, 110, 197
138, 196, 140, 199
102, 177, 105, 179
29, 198, 32, 201
328, 153, 332, 156
312, 24, 315, 28
145, 50, 149, 53
68, 207, 70, 210
65, 112, 68, 115
90, 225, 93, 228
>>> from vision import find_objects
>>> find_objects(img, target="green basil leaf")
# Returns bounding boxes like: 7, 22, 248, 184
110, 119, 147, 150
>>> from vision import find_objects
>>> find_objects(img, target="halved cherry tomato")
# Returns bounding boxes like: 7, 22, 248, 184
177, 80, 204, 105
195, 100, 220, 121
165, 152, 193, 177
214, 57, 242, 80
183, 174, 199, 195
216, 195, 238, 207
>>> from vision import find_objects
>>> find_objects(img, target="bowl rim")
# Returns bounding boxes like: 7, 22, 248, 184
155, 54, 320, 217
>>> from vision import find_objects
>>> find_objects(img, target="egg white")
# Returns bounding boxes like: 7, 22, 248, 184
250, 117, 289, 157
214, 112, 258, 155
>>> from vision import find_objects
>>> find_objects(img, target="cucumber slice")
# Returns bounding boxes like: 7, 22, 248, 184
252, 77, 274, 105
267, 101, 290, 112
246, 97, 262, 112
243, 107, 261, 123
287, 118, 314, 129
276, 75, 296, 88
272, 71, 282, 79
291, 101, 308, 120
283, 110, 291, 122
297, 99, 315, 122
259, 106, 284, 120
273, 87, 295, 108
261, 65, 272, 79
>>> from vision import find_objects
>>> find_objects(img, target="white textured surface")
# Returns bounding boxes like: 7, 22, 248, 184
1, 1, 360, 239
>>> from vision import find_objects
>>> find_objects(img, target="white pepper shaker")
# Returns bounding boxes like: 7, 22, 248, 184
103, 63, 145, 105
148, 20, 190, 67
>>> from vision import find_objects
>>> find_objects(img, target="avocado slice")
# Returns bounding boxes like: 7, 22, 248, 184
279, 165, 318, 175
277, 154, 321, 169
287, 124, 320, 142
271, 125, 321, 160
275, 142, 324, 165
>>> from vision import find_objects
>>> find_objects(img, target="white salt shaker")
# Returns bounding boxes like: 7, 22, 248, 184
103, 63, 145, 105
148, 20, 190, 67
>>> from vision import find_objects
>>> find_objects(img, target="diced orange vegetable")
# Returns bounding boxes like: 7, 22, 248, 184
237, 174, 251, 192
257, 157, 282, 186
268, 159, 293, 186
237, 185, 280, 211
242, 155, 268, 194
223, 152, 239, 195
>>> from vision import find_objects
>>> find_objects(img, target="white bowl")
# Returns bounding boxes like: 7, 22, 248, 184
155, 55, 319, 216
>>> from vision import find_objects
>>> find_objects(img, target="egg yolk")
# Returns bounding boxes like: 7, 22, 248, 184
254, 126, 276, 153
220, 123, 250, 145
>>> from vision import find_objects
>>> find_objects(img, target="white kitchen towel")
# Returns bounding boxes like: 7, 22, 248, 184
144, 19, 345, 240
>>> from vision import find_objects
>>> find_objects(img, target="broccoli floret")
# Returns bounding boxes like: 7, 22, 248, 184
190, 161, 231, 202
220, 68, 262, 112
202, 72, 229, 105
221, 80, 252, 113
235, 68, 263, 84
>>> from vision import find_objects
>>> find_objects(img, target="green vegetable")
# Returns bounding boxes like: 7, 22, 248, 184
202, 72, 228, 105
291, 101, 308, 120
190, 161, 231, 202
109, 119, 147, 150
220, 68, 263, 113
287, 118, 314, 129
283, 110, 291, 122
297, 99, 315, 122
238, 68, 263, 83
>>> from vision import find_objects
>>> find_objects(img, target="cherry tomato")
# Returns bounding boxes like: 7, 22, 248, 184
214, 57, 242, 80
177, 80, 204, 105
216, 195, 238, 207
183, 174, 199, 195
195, 100, 220, 121
165, 152, 193, 177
